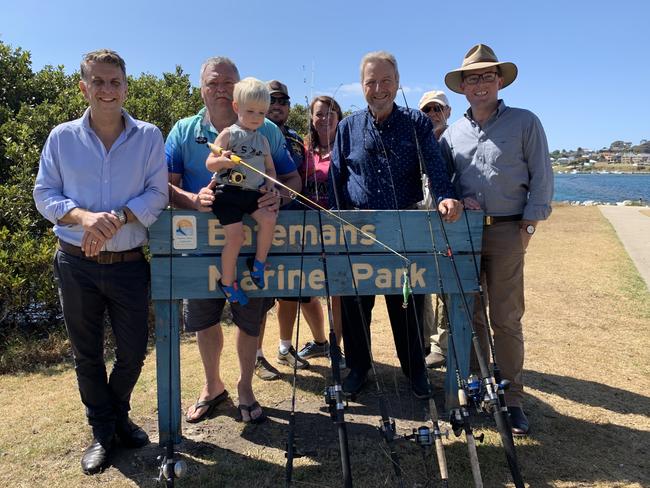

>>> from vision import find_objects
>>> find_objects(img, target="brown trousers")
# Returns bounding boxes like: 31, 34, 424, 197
473, 221, 526, 407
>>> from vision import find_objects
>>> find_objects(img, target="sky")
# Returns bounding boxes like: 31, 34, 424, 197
1, 0, 648, 151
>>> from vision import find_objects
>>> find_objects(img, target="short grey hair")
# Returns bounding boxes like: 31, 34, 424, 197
80, 49, 126, 81
359, 51, 399, 83
199, 57, 240, 86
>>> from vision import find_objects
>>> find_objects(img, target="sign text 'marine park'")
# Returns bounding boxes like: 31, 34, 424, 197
148, 209, 483, 443
149, 209, 483, 300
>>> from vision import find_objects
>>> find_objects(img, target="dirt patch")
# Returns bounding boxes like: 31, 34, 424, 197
0, 206, 648, 487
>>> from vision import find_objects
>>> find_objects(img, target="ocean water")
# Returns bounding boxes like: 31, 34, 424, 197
553, 174, 650, 203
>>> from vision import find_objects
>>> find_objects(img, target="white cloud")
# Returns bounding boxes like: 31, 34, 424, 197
331, 82, 362, 98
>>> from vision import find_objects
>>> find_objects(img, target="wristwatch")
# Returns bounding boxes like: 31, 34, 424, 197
525, 224, 536, 235
111, 208, 127, 225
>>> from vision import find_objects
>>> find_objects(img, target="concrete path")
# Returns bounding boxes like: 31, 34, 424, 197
599, 206, 650, 290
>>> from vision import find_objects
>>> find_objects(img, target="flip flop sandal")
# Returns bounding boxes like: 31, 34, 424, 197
235, 401, 266, 424
247, 257, 266, 289
218, 279, 248, 305
186, 389, 229, 423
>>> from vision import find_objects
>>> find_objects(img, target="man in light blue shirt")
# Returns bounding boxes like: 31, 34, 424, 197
33, 49, 168, 475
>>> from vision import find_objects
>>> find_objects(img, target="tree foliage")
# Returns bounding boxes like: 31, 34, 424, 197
0, 40, 201, 333
287, 103, 309, 137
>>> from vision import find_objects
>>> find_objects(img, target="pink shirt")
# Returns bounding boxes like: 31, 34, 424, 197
300, 147, 331, 208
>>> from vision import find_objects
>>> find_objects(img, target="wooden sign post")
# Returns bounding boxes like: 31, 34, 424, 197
149, 209, 483, 444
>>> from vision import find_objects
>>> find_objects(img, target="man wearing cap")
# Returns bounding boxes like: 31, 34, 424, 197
419, 90, 452, 140
251, 79, 329, 380
440, 44, 553, 435
329, 51, 462, 398
417, 90, 452, 369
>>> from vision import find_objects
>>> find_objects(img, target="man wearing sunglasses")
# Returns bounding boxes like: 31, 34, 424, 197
253, 80, 331, 381
440, 44, 553, 436
417, 90, 452, 370
418, 90, 452, 141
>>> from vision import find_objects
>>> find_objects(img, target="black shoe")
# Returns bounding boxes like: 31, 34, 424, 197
508, 406, 530, 436
343, 368, 367, 395
411, 371, 432, 399
116, 417, 150, 448
81, 437, 112, 475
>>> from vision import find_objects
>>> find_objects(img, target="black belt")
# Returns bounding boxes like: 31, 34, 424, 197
483, 214, 523, 225
58, 239, 144, 265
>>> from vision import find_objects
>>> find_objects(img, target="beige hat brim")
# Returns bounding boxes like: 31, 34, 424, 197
444, 61, 518, 94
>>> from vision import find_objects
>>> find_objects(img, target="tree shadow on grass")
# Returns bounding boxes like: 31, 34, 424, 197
109, 363, 649, 487
525, 368, 650, 417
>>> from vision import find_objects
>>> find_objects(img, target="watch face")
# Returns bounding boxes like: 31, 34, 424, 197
526, 224, 535, 235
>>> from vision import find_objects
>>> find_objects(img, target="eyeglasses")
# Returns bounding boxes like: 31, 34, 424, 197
463, 72, 499, 85
422, 104, 443, 114
270, 96, 290, 106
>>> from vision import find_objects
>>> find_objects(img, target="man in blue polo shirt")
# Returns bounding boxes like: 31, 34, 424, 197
166, 56, 301, 423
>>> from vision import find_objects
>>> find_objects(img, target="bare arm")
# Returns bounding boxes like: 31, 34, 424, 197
168, 173, 216, 212
262, 139, 277, 192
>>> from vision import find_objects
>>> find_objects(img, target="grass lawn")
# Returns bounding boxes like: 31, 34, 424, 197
0, 205, 648, 487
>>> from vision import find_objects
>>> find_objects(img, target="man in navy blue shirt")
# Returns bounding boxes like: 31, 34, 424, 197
329, 51, 462, 397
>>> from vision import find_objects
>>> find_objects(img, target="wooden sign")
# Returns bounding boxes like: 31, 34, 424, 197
149, 209, 484, 443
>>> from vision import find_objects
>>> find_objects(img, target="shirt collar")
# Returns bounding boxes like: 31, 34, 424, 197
80, 107, 137, 135
199, 106, 219, 137
366, 103, 398, 126
465, 99, 508, 124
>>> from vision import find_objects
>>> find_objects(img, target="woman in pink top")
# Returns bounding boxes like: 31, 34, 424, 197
301, 96, 343, 208
293, 96, 346, 364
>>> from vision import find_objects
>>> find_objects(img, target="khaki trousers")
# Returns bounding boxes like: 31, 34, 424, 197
423, 294, 448, 355
473, 221, 526, 407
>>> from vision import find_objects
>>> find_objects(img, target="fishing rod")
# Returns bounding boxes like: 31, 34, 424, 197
207, 143, 410, 266
421, 193, 484, 488
329, 158, 406, 488
398, 91, 525, 487
397, 89, 484, 487
368, 110, 449, 487
461, 209, 509, 417
284, 208, 309, 486
316, 207, 353, 488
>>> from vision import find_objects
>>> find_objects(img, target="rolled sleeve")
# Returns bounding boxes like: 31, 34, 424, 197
33, 132, 79, 224
126, 129, 169, 227
522, 115, 553, 221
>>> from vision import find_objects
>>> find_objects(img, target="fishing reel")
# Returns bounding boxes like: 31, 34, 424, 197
378, 415, 399, 444
157, 454, 187, 486
223, 168, 246, 185
324, 384, 347, 420
466, 374, 484, 407
411, 425, 433, 448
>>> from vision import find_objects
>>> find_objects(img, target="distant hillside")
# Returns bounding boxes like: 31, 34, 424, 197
632, 142, 650, 153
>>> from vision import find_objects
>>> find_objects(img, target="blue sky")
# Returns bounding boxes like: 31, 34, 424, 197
1, 0, 648, 151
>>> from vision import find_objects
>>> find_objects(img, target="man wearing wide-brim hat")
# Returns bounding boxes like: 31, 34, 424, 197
439, 44, 554, 436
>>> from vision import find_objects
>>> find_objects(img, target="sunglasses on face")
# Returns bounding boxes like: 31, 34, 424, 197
270, 96, 290, 106
422, 104, 444, 114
